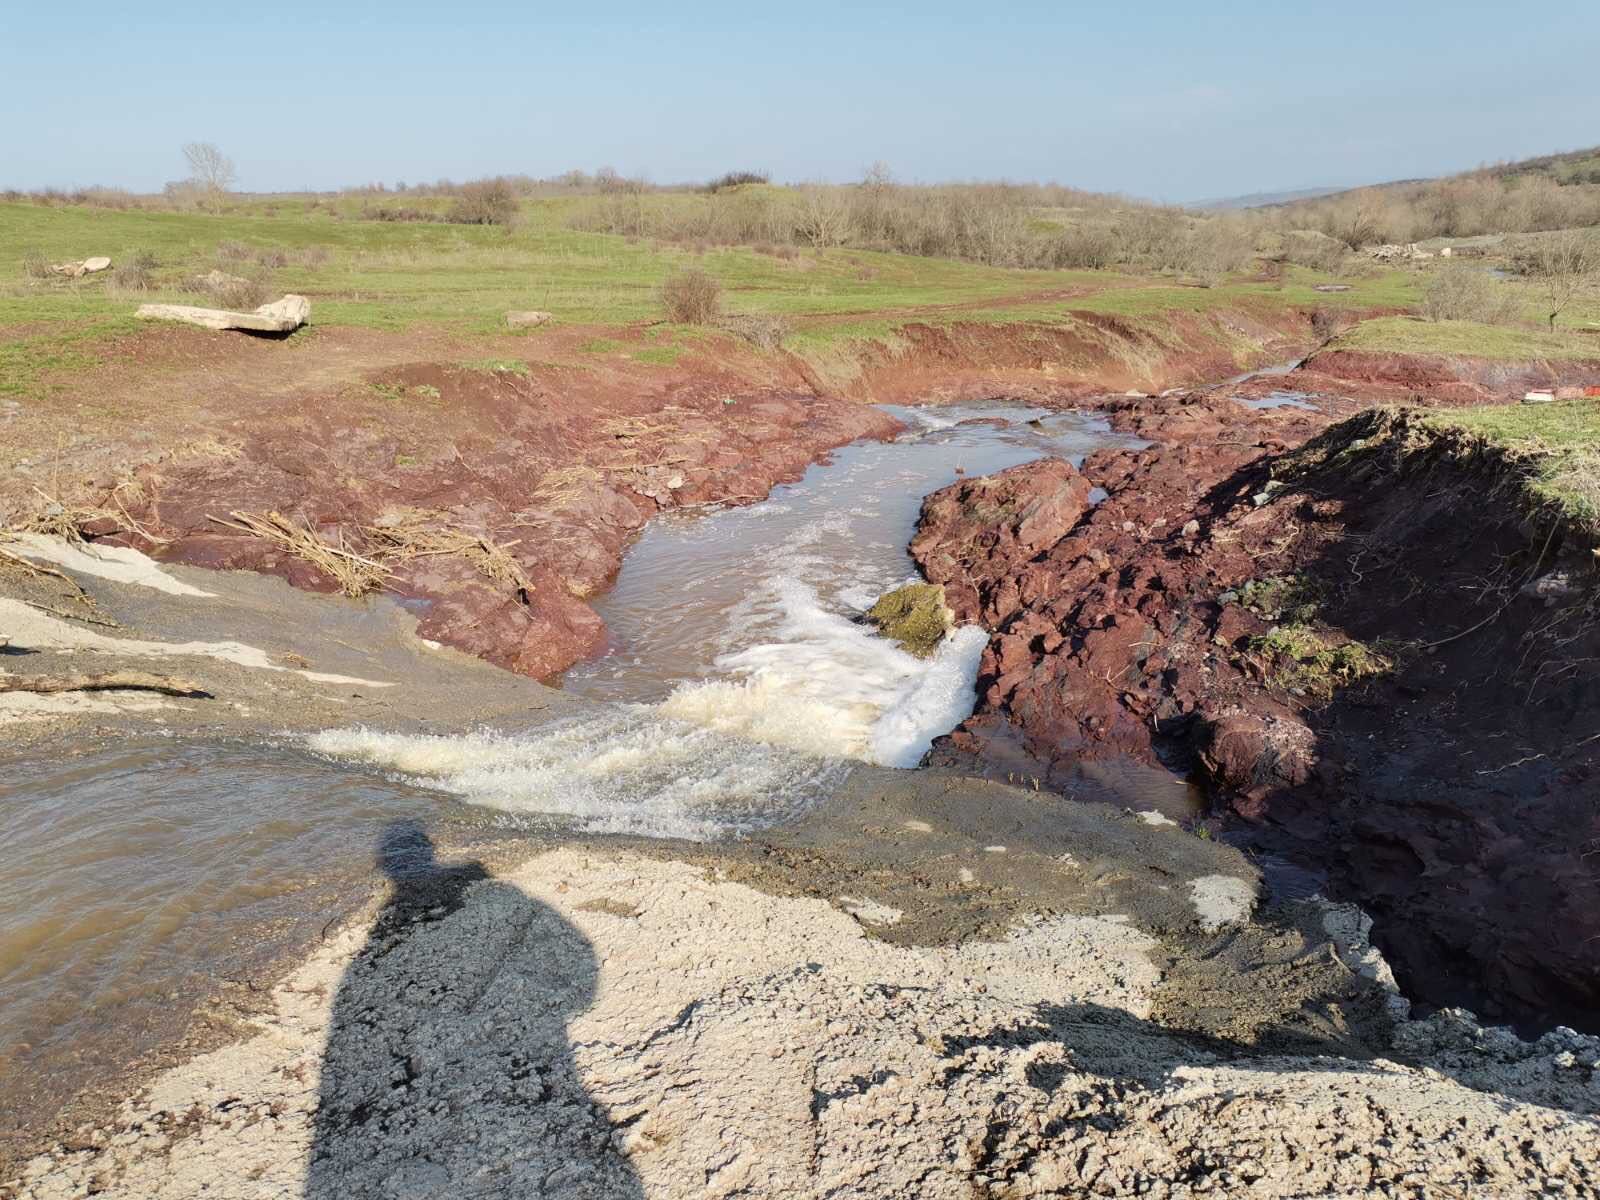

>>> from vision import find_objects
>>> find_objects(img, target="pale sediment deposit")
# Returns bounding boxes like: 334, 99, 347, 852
11, 847, 1598, 1199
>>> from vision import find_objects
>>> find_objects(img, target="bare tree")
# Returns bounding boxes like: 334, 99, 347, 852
794, 186, 853, 250
182, 142, 236, 210
1526, 230, 1600, 330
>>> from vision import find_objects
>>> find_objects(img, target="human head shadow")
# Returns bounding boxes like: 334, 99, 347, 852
306, 819, 643, 1199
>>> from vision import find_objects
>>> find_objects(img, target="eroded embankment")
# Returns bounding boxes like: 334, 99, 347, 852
1, 306, 1322, 682
1299, 344, 1600, 405
916, 397, 1600, 1033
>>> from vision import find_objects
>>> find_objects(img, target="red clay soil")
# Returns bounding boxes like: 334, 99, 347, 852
915, 392, 1600, 1034
832, 308, 1314, 405
76, 364, 897, 678
4, 306, 1332, 679
1300, 346, 1600, 405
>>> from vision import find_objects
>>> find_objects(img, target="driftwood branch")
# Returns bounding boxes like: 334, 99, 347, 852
0, 671, 211, 698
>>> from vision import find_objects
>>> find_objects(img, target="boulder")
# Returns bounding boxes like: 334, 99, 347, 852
866, 582, 954, 658
135, 294, 310, 333
49, 256, 112, 278
505, 310, 553, 329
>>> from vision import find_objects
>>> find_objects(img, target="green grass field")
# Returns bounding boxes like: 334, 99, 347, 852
1427, 398, 1600, 523
7, 195, 1600, 405
0, 197, 1424, 399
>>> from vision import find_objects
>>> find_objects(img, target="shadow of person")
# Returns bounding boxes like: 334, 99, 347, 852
306, 819, 643, 1199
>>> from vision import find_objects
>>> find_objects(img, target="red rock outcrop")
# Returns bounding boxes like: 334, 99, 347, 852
915, 396, 1600, 1034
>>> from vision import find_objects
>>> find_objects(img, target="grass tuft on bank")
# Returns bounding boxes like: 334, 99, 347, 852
1426, 399, 1600, 525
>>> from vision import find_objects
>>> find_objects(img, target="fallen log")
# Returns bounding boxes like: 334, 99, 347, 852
0, 670, 211, 698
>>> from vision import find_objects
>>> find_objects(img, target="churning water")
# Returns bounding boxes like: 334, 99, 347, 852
2, 401, 1142, 1145
311, 403, 1142, 834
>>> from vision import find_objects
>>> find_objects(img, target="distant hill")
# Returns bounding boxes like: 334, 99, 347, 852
1483, 145, 1600, 186
1191, 186, 1350, 211
1197, 146, 1600, 215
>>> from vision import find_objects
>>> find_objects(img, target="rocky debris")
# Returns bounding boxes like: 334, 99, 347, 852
909, 457, 1094, 625
865, 582, 953, 657
916, 396, 1600, 1033
135, 294, 310, 333
12, 849, 1598, 1199
49, 256, 111, 278
505, 310, 553, 329
1368, 242, 1433, 262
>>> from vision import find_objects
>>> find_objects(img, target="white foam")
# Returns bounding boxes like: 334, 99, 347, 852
308, 711, 849, 841
659, 574, 985, 769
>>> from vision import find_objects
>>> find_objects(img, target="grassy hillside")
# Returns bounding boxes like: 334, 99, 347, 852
0, 198, 1415, 400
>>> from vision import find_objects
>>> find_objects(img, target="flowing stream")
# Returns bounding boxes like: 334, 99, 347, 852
310, 403, 1143, 834
1, 400, 1144, 1146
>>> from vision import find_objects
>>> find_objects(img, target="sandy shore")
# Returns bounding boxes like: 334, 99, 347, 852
4, 539, 1599, 1196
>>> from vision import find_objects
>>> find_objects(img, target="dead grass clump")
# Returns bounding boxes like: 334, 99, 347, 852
1421, 267, 1522, 325
211, 511, 389, 597
365, 518, 534, 599
288, 246, 331, 268
21, 249, 53, 280
255, 248, 288, 268
215, 239, 253, 262
718, 313, 791, 350
526, 465, 604, 512
188, 269, 274, 311
660, 268, 721, 324
109, 250, 159, 292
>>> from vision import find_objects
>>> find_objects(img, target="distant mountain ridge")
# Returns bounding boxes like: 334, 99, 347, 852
1194, 145, 1600, 213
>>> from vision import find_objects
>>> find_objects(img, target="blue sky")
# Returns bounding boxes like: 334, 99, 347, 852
4, 1, 1596, 200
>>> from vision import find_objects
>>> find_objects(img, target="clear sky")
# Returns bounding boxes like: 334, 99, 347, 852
4, 1, 1596, 201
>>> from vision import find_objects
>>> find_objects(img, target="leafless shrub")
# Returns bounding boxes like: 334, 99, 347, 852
795, 186, 854, 249
1421, 267, 1522, 324
718, 313, 792, 350
659, 268, 721, 324
216, 239, 252, 262
362, 204, 432, 222
182, 142, 236, 211
288, 246, 331, 268
1185, 218, 1257, 286
255, 248, 288, 268
109, 251, 160, 292
705, 170, 769, 192
187, 268, 274, 310
447, 178, 520, 226
1049, 225, 1118, 269
1310, 306, 1345, 343
1516, 230, 1600, 329
21, 249, 52, 280
1282, 229, 1350, 271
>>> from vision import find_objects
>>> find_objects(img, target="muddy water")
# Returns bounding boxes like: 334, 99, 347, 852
0, 401, 1149, 1152
311, 403, 1147, 834
566, 403, 1143, 748
0, 740, 503, 1156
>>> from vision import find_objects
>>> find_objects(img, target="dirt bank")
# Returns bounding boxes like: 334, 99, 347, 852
4, 307, 1324, 682
914, 393, 1600, 1033
10, 840, 1598, 1199
1300, 344, 1600, 404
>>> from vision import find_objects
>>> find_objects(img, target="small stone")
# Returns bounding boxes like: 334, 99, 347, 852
1182, 519, 1200, 537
